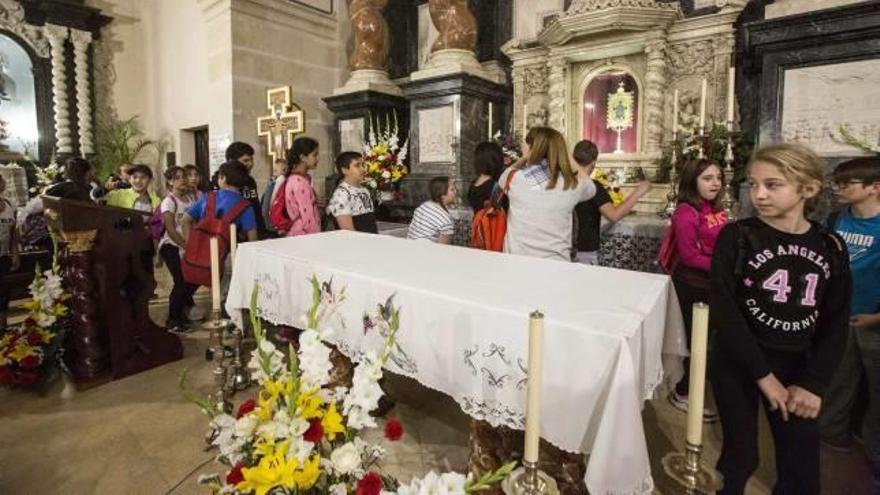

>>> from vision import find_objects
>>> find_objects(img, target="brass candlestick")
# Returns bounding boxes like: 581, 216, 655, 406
662, 441, 722, 494
697, 126, 706, 159
661, 131, 679, 219
204, 309, 232, 414
722, 123, 738, 220
230, 324, 251, 391
502, 461, 559, 495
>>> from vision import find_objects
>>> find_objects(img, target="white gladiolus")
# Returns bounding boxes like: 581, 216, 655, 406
299, 329, 333, 389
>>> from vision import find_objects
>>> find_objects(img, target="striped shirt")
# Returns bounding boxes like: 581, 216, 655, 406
407, 201, 454, 242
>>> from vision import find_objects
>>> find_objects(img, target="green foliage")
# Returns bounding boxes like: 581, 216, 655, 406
654, 124, 755, 184
93, 115, 159, 180
465, 462, 517, 492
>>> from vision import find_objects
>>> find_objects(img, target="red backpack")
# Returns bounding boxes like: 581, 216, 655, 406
268, 176, 291, 233
470, 170, 517, 252
657, 224, 678, 274
182, 191, 249, 286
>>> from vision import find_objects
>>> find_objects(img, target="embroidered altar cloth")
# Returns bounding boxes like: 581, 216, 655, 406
227, 231, 686, 495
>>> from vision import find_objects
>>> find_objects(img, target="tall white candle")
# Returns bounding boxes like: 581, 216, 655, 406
488, 102, 493, 140
686, 303, 710, 446
727, 67, 735, 130
673, 89, 679, 137
210, 237, 221, 312
524, 311, 544, 464
522, 103, 528, 139
229, 223, 237, 267
699, 78, 707, 132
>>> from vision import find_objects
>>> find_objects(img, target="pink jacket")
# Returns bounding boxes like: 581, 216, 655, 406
283, 173, 321, 236
671, 201, 728, 272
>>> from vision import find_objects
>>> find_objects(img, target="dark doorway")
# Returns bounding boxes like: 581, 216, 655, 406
193, 127, 210, 188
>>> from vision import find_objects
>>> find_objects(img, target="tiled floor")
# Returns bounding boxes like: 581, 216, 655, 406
0, 270, 872, 494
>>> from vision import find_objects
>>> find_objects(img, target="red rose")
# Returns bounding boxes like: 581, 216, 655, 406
384, 417, 404, 442
23, 317, 36, 328
26, 332, 43, 346
226, 462, 246, 486
236, 399, 256, 419
356, 472, 383, 495
16, 372, 38, 385
303, 418, 324, 443
0, 366, 14, 385
19, 355, 41, 370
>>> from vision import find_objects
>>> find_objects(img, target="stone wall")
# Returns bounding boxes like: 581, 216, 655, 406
764, 0, 869, 19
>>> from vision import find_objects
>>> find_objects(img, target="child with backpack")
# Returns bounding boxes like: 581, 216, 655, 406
156, 166, 199, 333
183, 164, 206, 196
269, 137, 321, 237
407, 176, 457, 243
819, 157, 880, 489
663, 158, 728, 418
261, 158, 288, 235
571, 139, 651, 265
181, 161, 258, 299
710, 143, 852, 495
326, 151, 378, 234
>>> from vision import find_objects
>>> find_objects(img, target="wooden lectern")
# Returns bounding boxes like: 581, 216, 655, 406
41, 196, 182, 382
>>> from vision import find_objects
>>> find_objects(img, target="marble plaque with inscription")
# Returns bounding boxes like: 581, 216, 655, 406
781, 59, 880, 155
419, 105, 455, 163
339, 118, 365, 154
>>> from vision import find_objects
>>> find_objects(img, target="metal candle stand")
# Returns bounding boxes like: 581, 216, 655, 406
661, 130, 680, 219
203, 310, 252, 416
721, 121, 738, 220
502, 462, 559, 495
662, 441, 722, 495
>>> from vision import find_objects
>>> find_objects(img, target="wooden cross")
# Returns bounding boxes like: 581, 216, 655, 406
257, 86, 305, 163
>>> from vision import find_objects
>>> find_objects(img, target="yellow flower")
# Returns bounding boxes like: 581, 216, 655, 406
35, 328, 54, 345
264, 377, 293, 400
253, 433, 277, 458
321, 402, 345, 441
292, 454, 321, 489
237, 440, 299, 495
256, 391, 277, 422
296, 389, 324, 419
9, 342, 38, 361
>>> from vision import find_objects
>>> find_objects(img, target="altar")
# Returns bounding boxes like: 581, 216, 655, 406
226, 231, 685, 495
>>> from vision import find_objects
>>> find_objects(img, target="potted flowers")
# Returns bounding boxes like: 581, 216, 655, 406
362, 114, 409, 203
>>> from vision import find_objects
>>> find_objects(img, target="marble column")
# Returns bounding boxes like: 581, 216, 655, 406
45, 24, 73, 154
644, 38, 667, 152
412, 0, 500, 83
71, 29, 94, 156
547, 58, 567, 133
334, 0, 401, 96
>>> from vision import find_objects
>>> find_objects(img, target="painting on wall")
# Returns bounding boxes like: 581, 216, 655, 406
781, 58, 880, 156
288, 0, 333, 14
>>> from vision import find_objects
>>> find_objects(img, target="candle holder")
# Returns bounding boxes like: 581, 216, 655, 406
204, 309, 233, 414
662, 441, 722, 494
697, 126, 706, 159
230, 324, 251, 391
501, 461, 559, 495
661, 132, 680, 219
721, 124, 739, 220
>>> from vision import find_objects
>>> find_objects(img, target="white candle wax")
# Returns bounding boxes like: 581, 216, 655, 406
673, 89, 679, 137
488, 102, 493, 140
522, 103, 528, 138
229, 223, 237, 267
686, 303, 710, 446
727, 67, 735, 129
699, 79, 707, 132
524, 311, 544, 464
210, 236, 221, 312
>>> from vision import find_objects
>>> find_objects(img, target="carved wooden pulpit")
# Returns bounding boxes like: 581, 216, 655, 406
42, 196, 183, 382
257, 86, 305, 163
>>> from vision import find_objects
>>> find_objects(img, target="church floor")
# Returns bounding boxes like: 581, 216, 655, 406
0, 272, 871, 494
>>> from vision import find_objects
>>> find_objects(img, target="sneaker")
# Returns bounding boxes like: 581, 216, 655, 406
167, 321, 192, 335
668, 391, 720, 423
186, 305, 205, 322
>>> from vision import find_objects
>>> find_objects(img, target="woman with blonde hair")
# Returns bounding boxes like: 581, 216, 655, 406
499, 126, 596, 260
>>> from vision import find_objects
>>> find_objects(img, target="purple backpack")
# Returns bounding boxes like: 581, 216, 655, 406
146, 194, 178, 241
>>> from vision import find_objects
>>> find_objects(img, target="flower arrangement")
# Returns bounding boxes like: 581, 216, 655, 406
492, 131, 523, 167
591, 167, 624, 206
654, 123, 754, 184
0, 256, 70, 387
187, 276, 513, 494
362, 114, 409, 199
28, 158, 64, 195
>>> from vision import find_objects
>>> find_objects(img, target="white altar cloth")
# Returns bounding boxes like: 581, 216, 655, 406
226, 231, 686, 495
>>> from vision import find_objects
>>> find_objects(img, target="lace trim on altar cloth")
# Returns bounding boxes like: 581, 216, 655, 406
601, 475, 655, 495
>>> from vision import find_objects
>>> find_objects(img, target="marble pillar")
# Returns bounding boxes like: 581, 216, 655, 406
45, 24, 73, 155
71, 29, 94, 156
335, 0, 401, 96
411, 0, 501, 84
644, 38, 667, 152
547, 58, 566, 133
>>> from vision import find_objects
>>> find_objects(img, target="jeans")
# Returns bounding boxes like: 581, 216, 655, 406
712, 347, 820, 495
159, 244, 198, 325
820, 324, 880, 470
